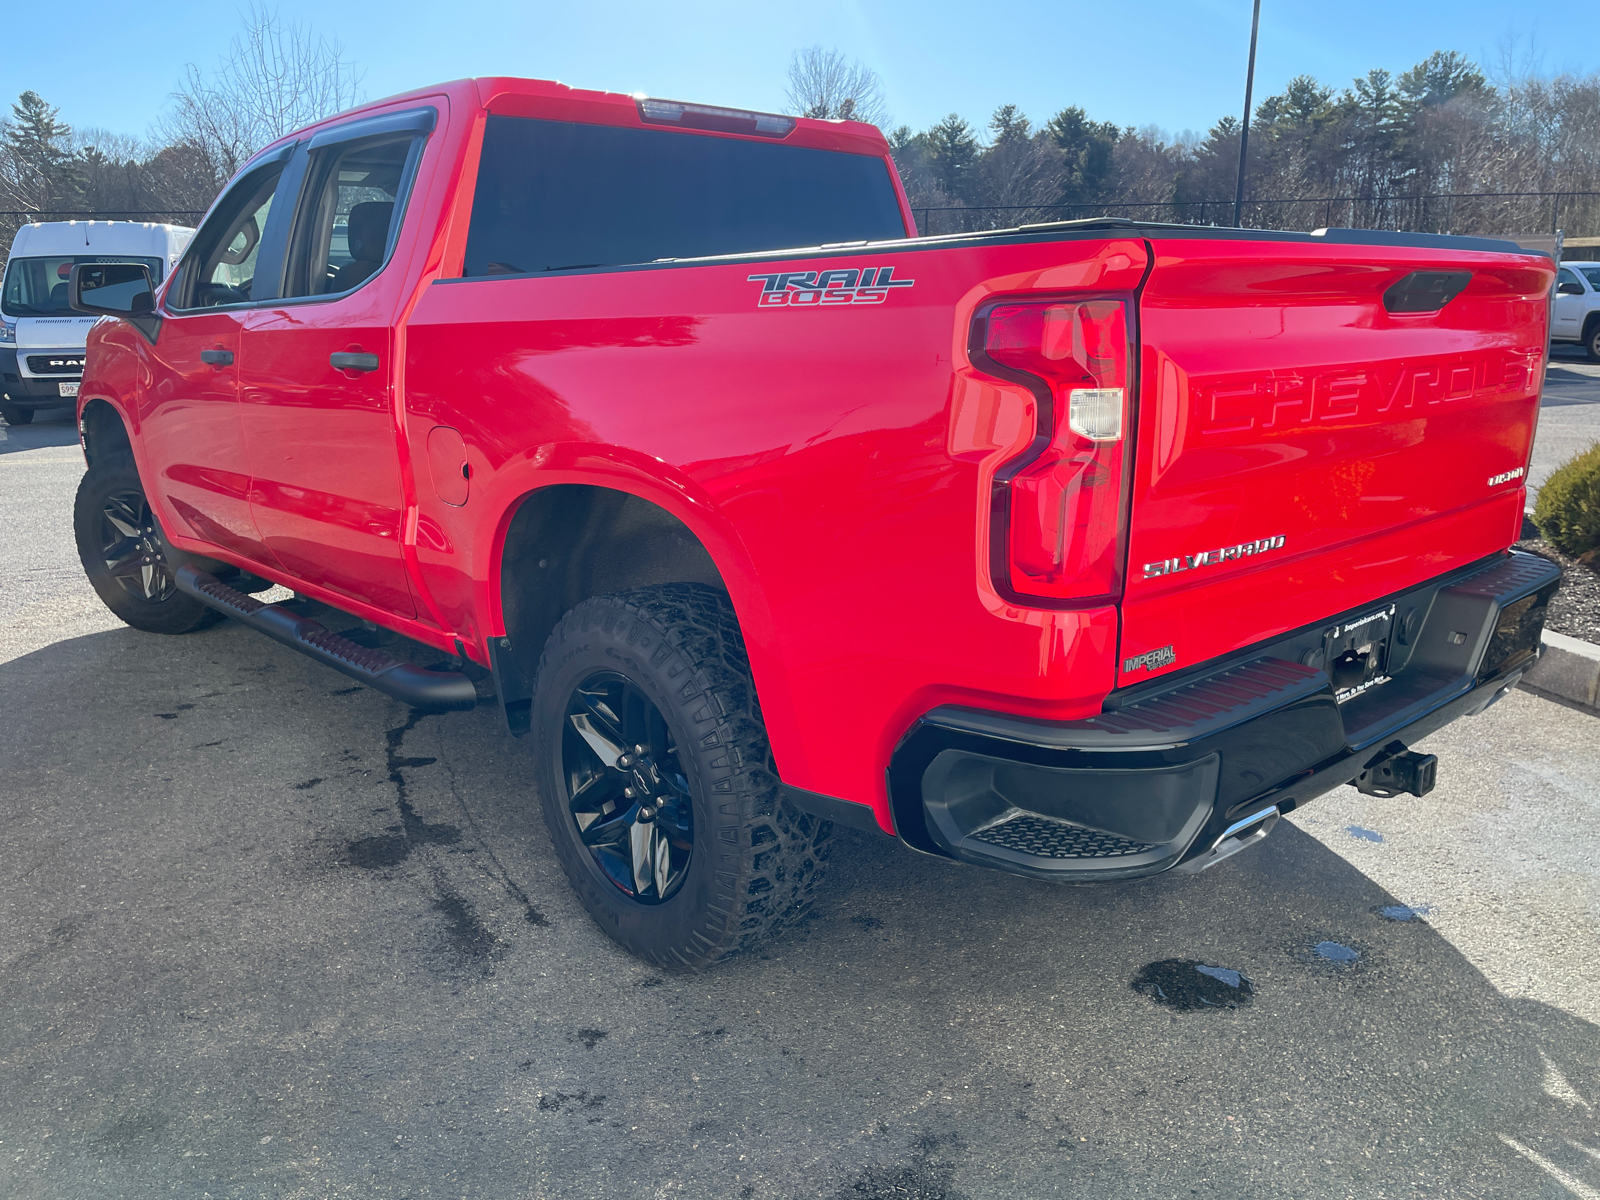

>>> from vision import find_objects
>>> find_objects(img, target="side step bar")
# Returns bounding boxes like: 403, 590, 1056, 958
174, 565, 477, 713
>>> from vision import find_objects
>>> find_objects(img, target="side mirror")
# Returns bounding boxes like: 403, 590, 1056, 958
1558, 280, 1585, 296
69, 262, 160, 342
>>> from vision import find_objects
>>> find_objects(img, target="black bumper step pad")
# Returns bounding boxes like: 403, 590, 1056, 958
969, 815, 1156, 859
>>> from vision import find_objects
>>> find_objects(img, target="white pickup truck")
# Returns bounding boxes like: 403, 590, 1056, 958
1, 221, 193, 425
1551, 262, 1600, 359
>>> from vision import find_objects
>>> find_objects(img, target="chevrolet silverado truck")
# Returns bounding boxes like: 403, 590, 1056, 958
67, 77, 1562, 969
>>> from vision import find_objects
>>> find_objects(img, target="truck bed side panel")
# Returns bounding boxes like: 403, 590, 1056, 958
404, 237, 1149, 814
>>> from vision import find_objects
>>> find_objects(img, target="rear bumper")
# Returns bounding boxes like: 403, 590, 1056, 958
886, 550, 1563, 882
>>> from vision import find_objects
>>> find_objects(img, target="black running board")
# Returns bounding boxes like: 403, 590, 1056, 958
174, 565, 477, 713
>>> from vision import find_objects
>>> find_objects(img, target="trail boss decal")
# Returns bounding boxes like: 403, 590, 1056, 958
1144, 535, 1286, 580
747, 266, 914, 308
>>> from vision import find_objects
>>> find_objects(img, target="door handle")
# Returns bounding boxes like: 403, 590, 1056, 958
200, 349, 233, 366
330, 352, 380, 372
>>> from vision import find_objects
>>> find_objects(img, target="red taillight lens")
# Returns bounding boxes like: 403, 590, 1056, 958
982, 299, 1130, 603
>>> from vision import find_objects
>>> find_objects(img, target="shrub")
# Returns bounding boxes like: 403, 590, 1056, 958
1534, 441, 1600, 558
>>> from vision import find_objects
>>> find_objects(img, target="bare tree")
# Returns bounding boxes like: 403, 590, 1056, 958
785, 46, 888, 127
160, 2, 363, 189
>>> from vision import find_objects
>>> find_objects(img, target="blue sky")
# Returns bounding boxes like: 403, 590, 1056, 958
2, 1, 1592, 144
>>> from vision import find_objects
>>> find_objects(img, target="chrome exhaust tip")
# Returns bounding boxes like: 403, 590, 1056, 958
1172, 807, 1280, 875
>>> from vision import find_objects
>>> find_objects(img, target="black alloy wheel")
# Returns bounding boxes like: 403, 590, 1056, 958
74, 453, 217, 634
99, 488, 178, 604
561, 671, 695, 903
532, 584, 834, 969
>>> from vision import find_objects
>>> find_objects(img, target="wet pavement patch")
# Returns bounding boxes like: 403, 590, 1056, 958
537, 1090, 606, 1113
342, 715, 460, 869
1346, 825, 1385, 843
1131, 958, 1255, 1010
833, 1131, 968, 1200
344, 833, 411, 869
88, 1110, 169, 1156
1312, 940, 1361, 964
574, 1028, 609, 1050
1379, 904, 1431, 922
431, 888, 501, 969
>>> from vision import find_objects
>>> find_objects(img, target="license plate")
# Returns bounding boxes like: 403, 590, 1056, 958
1325, 604, 1396, 701
58, 382, 79, 397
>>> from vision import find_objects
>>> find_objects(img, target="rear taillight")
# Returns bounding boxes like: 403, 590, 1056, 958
979, 299, 1132, 604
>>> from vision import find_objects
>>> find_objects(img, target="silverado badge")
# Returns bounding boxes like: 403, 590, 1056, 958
1143, 535, 1286, 580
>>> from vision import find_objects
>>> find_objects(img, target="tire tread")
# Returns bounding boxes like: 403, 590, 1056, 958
535, 584, 832, 968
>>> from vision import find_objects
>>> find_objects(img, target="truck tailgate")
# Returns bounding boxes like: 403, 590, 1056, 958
1117, 236, 1553, 687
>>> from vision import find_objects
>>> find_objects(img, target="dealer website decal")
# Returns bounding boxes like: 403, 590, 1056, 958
1124, 645, 1177, 674
746, 266, 915, 307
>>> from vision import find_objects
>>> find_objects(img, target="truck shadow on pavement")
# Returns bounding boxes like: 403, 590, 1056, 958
2, 620, 1598, 1199
0, 409, 78, 454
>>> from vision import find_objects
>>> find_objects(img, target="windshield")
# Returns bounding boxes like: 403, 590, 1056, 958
1578, 266, 1600, 290
1, 255, 165, 317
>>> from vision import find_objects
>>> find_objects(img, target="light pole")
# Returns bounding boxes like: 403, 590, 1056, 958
1233, 0, 1262, 228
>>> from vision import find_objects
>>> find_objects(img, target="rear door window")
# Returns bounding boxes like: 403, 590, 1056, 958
462, 116, 907, 276
279, 133, 424, 299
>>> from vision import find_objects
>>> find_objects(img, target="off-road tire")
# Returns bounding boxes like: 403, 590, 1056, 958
74, 453, 218, 635
533, 583, 833, 969
1, 404, 33, 426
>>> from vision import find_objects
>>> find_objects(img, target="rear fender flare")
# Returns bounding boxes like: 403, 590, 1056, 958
483, 443, 807, 779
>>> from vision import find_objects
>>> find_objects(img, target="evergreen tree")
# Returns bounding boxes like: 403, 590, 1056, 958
4, 90, 84, 207
924, 113, 980, 203
1045, 105, 1119, 204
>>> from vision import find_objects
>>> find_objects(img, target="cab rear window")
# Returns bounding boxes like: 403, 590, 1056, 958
462, 115, 906, 277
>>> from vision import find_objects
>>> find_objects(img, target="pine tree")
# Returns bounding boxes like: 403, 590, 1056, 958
925, 114, 979, 203
1045, 106, 1119, 204
4, 91, 84, 208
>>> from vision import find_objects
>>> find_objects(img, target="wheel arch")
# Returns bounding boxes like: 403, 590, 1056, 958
77, 395, 135, 467
489, 471, 803, 774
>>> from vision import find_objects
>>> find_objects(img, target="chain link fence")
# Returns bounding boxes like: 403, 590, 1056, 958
4, 192, 1591, 268
910, 191, 1600, 241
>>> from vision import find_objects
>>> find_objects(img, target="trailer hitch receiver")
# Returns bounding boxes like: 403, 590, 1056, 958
1355, 747, 1438, 798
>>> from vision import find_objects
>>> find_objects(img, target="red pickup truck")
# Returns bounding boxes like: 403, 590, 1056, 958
68, 77, 1561, 969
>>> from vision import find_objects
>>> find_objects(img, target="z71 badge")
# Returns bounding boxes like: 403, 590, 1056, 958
746, 266, 914, 308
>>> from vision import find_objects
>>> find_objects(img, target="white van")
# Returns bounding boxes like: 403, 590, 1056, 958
0, 221, 194, 425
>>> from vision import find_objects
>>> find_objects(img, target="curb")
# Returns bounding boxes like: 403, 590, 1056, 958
1523, 629, 1600, 711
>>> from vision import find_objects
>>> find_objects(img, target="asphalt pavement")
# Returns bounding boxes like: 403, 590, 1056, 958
2, 372, 1599, 1199
1533, 345, 1600, 500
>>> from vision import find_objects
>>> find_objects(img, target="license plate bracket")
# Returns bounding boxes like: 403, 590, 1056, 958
1325, 604, 1396, 701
